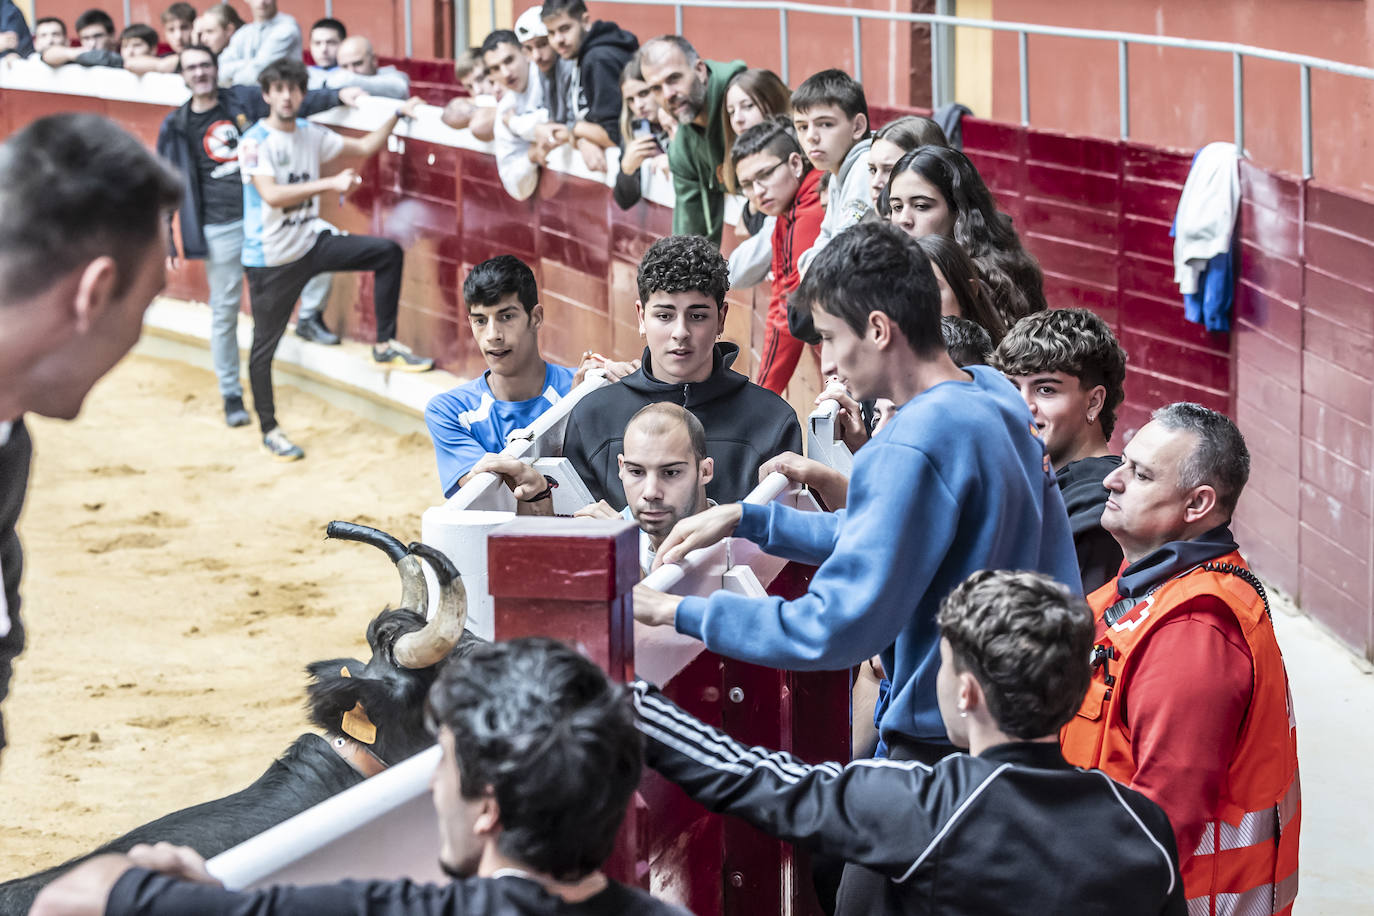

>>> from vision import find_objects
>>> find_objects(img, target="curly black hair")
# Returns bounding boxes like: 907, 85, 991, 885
636, 235, 731, 308
992, 308, 1128, 440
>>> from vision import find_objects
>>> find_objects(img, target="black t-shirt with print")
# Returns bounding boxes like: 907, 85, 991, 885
187, 103, 245, 226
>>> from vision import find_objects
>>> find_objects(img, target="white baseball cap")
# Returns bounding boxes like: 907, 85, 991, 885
514, 6, 547, 41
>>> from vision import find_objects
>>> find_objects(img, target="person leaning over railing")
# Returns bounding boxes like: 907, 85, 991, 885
216, 0, 301, 87
540, 0, 638, 174
612, 52, 672, 211
424, 254, 637, 499
638, 35, 743, 245
483, 28, 552, 201
721, 67, 793, 288
634, 569, 1185, 915
793, 69, 874, 274
40, 8, 120, 68
633, 222, 1081, 765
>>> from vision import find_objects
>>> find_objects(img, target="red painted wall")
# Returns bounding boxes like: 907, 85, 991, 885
2, 68, 1371, 659
991, 0, 1374, 196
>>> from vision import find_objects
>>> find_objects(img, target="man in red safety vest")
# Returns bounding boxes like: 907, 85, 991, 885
1060, 402, 1300, 916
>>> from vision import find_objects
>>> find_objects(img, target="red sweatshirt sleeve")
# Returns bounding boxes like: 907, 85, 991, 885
1121, 597, 1253, 869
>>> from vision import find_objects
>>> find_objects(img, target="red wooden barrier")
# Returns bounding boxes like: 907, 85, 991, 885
486, 518, 848, 914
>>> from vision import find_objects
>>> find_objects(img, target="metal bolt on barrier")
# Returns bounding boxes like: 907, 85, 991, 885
728, 687, 745, 703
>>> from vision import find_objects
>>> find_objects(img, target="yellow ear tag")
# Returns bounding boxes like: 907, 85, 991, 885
342, 701, 377, 745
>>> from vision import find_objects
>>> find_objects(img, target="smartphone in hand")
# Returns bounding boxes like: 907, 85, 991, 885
632, 118, 662, 153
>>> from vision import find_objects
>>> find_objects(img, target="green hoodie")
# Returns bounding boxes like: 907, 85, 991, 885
666, 58, 746, 244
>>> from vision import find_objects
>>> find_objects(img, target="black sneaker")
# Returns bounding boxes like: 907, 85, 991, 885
295, 314, 341, 345
262, 428, 305, 461
372, 340, 434, 372
224, 396, 251, 428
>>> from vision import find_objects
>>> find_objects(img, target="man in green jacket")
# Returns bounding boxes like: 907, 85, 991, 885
639, 36, 744, 245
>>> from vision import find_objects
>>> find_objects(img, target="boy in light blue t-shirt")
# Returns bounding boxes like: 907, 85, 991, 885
425, 256, 574, 498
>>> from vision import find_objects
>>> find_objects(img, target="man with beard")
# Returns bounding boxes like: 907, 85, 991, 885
32, 639, 690, 916
638, 35, 744, 245
156, 45, 358, 428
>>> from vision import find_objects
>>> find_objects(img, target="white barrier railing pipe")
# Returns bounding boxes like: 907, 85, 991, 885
208, 744, 442, 890
592, 0, 1374, 180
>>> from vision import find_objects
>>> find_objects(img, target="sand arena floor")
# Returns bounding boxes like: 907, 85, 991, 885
0, 352, 440, 877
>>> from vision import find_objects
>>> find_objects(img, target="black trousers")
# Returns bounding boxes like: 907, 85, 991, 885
244, 232, 403, 432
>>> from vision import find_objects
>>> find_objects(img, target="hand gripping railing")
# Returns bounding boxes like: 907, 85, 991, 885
806, 397, 854, 477
589, 0, 1374, 178
417, 371, 610, 638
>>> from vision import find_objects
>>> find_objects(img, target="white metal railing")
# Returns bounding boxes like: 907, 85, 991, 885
591, 0, 1374, 179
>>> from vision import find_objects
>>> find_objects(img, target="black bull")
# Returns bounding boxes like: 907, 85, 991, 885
0, 523, 480, 915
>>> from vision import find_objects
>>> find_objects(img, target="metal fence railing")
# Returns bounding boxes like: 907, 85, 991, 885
582, 0, 1374, 179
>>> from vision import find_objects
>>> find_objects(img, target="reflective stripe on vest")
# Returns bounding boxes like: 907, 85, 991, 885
1187, 870, 1299, 916
1192, 778, 1301, 857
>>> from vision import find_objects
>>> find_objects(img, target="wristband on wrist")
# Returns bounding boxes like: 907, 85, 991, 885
520, 474, 559, 503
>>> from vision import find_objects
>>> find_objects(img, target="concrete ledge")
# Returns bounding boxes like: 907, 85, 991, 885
141, 297, 463, 424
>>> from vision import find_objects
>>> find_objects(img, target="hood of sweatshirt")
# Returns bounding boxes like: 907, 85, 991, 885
836, 136, 873, 189
578, 20, 640, 62
623, 341, 748, 409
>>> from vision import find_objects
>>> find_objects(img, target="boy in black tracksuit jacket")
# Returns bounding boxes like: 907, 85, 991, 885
631, 570, 1186, 916
563, 341, 802, 507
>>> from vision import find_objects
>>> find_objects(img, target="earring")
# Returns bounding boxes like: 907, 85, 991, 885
959, 710, 967, 718
1087, 412, 1096, 424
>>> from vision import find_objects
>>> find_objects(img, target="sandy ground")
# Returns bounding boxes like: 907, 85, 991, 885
0, 352, 438, 878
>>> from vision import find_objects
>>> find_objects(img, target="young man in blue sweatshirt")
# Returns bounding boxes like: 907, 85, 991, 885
634, 221, 1081, 763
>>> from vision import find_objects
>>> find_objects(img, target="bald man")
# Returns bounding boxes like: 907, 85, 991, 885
314, 35, 410, 98
475, 403, 715, 575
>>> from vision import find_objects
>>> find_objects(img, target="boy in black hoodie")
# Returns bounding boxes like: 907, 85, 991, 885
992, 308, 1128, 592
563, 235, 803, 507
540, 0, 638, 173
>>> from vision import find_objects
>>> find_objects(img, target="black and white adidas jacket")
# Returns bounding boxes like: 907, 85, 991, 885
632, 681, 1185, 916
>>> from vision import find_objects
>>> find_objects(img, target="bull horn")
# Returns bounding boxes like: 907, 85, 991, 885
325, 521, 429, 614
392, 542, 468, 669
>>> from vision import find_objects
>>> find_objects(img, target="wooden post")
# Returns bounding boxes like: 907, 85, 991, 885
486, 517, 640, 682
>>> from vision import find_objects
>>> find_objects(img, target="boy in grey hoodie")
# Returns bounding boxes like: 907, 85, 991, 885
793, 69, 874, 274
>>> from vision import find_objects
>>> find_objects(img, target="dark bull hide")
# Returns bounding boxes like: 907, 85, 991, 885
0, 523, 480, 915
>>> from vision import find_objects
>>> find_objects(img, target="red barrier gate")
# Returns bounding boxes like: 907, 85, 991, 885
488, 518, 850, 915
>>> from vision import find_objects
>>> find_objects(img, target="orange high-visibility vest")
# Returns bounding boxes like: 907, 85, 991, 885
1060, 551, 1301, 916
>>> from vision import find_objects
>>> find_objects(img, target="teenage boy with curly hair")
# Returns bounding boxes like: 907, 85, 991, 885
562, 235, 802, 507
993, 308, 1128, 591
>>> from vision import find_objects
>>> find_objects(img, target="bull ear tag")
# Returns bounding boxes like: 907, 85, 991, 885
342, 702, 378, 744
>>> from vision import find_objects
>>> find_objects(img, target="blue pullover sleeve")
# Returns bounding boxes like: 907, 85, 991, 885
676, 441, 959, 669
734, 500, 843, 564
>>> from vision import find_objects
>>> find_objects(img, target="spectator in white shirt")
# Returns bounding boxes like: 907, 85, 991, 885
216, 0, 301, 87
483, 29, 546, 199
